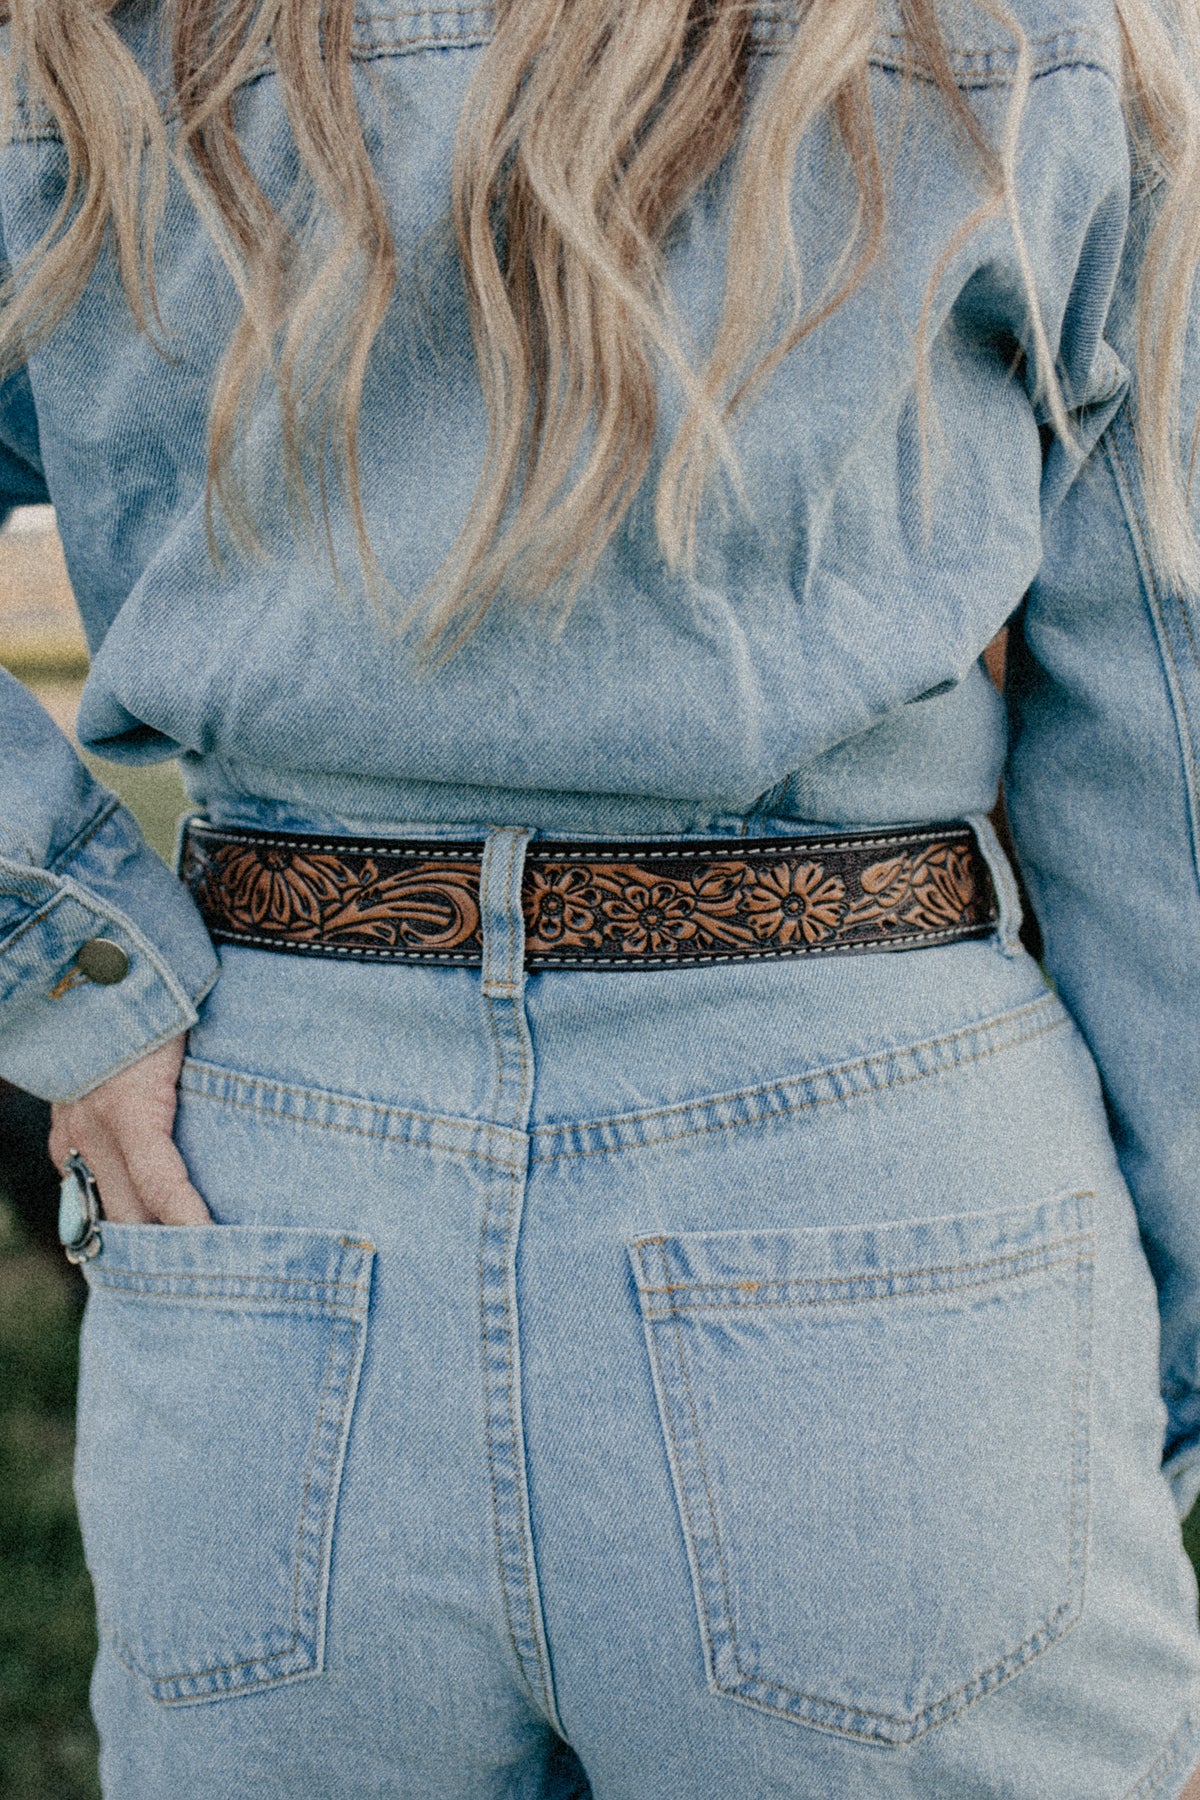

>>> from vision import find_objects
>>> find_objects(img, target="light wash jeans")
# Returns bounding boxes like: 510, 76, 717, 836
73, 819, 1200, 1798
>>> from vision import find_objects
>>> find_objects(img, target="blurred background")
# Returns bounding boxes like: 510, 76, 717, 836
3, 513, 1200, 1797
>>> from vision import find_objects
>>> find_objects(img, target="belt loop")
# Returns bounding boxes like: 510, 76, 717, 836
480, 828, 533, 997
966, 812, 1023, 957
172, 809, 206, 878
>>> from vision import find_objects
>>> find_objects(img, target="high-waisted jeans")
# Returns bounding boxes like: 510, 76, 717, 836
73, 819, 1200, 1797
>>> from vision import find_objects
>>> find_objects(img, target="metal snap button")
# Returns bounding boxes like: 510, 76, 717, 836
76, 938, 130, 986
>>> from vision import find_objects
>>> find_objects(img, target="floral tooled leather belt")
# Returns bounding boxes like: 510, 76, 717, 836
179, 819, 998, 970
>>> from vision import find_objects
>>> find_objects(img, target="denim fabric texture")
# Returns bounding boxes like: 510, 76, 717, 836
4, 0, 1200, 1789
76, 824, 1200, 1795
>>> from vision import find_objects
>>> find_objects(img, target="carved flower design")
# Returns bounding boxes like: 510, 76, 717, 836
744, 860, 847, 944
845, 842, 976, 933
320, 862, 481, 949
844, 854, 914, 929
603, 880, 697, 954
905, 844, 976, 928
214, 845, 350, 937
524, 866, 602, 948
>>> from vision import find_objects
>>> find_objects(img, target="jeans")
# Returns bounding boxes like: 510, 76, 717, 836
74, 820, 1200, 1797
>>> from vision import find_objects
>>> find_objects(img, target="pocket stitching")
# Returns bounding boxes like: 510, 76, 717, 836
635, 1208, 1094, 1743
636, 1233, 1093, 1308
86, 1238, 374, 1702
99, 1321, 344, 1688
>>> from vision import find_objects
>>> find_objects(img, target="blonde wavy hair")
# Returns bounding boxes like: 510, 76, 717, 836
1, 0, 1199, 654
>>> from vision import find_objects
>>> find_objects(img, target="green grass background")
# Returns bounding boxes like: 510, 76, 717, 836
4, 738, 1200, 1799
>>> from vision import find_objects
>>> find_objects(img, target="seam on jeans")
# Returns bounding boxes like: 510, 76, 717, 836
87, 1269, 369, 1293
102, 1311, 359, 1686
640, 1252, 1085, 1316
180, 1059, 493, 1139
479, 836, 553, 1719
101, 1620, 309, 1690
1125, 1704, 1200, 1799
481, 831, 555, 1720
179, 1082, 522, 1169
479, 1097, 551, 1713
496, 842, 555, 1716
178, 1070, 520, 1169
478, 1149, 525, 1688
85, 1285, 366, 1318
294, 1314, 363, 1669
109, 1311, 342, 1683
287, 1325, 341, 1656
633, 1231, 1092, 1295
528, 993, 1057, 1141
86, 1277, 367, 1309
647, 1241, 1091, 1732
656, 1235, 742, 1698
483, 976, 506, 1116
531, 1006, 1068, 1164
510, 1041, 553, 1707
507, 1145, 553, 1709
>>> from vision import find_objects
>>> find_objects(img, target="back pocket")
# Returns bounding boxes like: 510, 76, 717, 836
628, 1191, 1093, 1746
75, 1223, 374, 1705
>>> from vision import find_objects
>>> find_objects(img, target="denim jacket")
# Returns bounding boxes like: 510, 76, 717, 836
4, 0, 1200, 1503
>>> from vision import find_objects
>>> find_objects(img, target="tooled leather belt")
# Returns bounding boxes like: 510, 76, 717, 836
179, 818, 998, 971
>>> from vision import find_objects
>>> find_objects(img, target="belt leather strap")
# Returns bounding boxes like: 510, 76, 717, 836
180, 819, 997, 971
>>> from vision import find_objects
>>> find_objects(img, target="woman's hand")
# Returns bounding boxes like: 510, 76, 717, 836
48, 1033, 211, 1225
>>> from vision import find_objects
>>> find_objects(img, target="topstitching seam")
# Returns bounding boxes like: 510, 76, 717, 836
177, 1075, 523, 1170
529, 993, 1062, 1148
640, 1251, 1087, 1316
646, 1240, 1092, 1731
499, 837, 555, 1716
478, 830, 555, 1724
102, 1315, 357, 1686
632, 1228, 1093, 1294
530, 1011, 1068, 1165
179, 994, 1066, 1166
528, 993, 1057, 1139
180, 1058, 496, 1139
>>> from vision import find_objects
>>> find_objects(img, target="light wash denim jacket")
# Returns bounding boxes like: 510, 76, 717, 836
3, 0, 1200, 1501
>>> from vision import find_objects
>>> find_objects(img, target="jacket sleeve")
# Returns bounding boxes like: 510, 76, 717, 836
1004, 174, 1200, 1519
0, 362, 218, 1104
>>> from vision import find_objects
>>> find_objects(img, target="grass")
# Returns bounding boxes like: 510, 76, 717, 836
79, 755, 187, 866
0, 1198, 100, 1800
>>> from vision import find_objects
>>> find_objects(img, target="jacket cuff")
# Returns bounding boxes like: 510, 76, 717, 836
0, 800, 219, 1101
